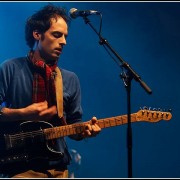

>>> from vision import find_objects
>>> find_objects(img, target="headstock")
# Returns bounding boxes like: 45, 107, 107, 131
136, 107, 172, 122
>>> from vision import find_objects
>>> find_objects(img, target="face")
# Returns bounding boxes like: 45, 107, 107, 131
34, 16, 68, 63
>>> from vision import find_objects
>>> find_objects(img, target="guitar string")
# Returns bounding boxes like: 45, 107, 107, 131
8, 119, 108, 140
7, 117, 125, 141
6, 114, 144, 141
8, 110, 167, 141
1, 111, 171, 142
7, 123, 87, 140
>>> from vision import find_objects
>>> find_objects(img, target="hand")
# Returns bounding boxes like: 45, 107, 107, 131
81, 116, 101, 138
21, 101, 57, 122
1, 101, 57, 122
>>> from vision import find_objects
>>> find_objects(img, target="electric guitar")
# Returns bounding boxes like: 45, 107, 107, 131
0, 108, 172, 166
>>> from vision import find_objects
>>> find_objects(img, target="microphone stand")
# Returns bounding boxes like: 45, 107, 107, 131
82, 16, 152, 178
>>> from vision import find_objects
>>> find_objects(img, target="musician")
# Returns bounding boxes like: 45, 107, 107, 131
0, 4, 101, 178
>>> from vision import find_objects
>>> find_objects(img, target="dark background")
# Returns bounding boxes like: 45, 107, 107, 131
0, 1, 179, 178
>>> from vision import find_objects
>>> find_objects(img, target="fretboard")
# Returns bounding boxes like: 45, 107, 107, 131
43, 113, 137, 140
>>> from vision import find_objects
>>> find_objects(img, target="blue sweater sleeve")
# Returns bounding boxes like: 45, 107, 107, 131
0, 58, 83, 125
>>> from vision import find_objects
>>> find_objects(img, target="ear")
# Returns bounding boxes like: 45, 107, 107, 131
33, 30, 41, 40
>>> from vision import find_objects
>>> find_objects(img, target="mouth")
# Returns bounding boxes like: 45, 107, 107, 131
54, 48, 62, 55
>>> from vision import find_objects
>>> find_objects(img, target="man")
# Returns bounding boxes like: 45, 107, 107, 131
0, 4, 101, 178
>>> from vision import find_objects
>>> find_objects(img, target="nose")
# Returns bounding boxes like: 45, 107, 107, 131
60, 34, 66, 45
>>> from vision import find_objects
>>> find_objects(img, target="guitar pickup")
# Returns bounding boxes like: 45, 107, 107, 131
4, 134, 25, 150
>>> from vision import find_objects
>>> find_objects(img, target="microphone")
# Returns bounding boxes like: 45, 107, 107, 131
69, 8, 101, 19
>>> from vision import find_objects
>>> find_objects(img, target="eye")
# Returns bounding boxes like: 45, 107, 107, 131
52, 32, 68, 39
52, 32, 63, 38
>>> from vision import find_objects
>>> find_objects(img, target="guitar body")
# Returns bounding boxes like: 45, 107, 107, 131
0, 121, 64, 166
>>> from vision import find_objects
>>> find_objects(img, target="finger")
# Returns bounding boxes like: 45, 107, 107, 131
85, 124, 92, 131
34, 101, 48, 112
91, 116, 97, 124
35, 101, 48, 107
39, 105, 57, 116
81, 124, 92, 137
83, 130, 91, 137
93, 123, 101, 131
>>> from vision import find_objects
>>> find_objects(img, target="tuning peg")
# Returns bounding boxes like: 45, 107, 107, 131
168, 109, 172, 112
143, 106, 148, 110
153, 108, 157, 111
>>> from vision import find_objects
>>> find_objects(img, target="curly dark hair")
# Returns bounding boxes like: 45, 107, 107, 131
25, 3, 71, 49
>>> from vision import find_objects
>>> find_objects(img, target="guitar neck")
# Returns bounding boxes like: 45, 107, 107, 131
43, 108, 172, 140
44, 113, 137, 140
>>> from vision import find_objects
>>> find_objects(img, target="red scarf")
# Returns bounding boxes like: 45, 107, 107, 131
28, 50, 57, 107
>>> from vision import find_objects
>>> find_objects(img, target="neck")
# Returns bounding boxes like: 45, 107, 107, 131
30, 49, 58, 66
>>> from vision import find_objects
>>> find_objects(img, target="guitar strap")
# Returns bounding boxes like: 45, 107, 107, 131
54, 67, 67, 125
